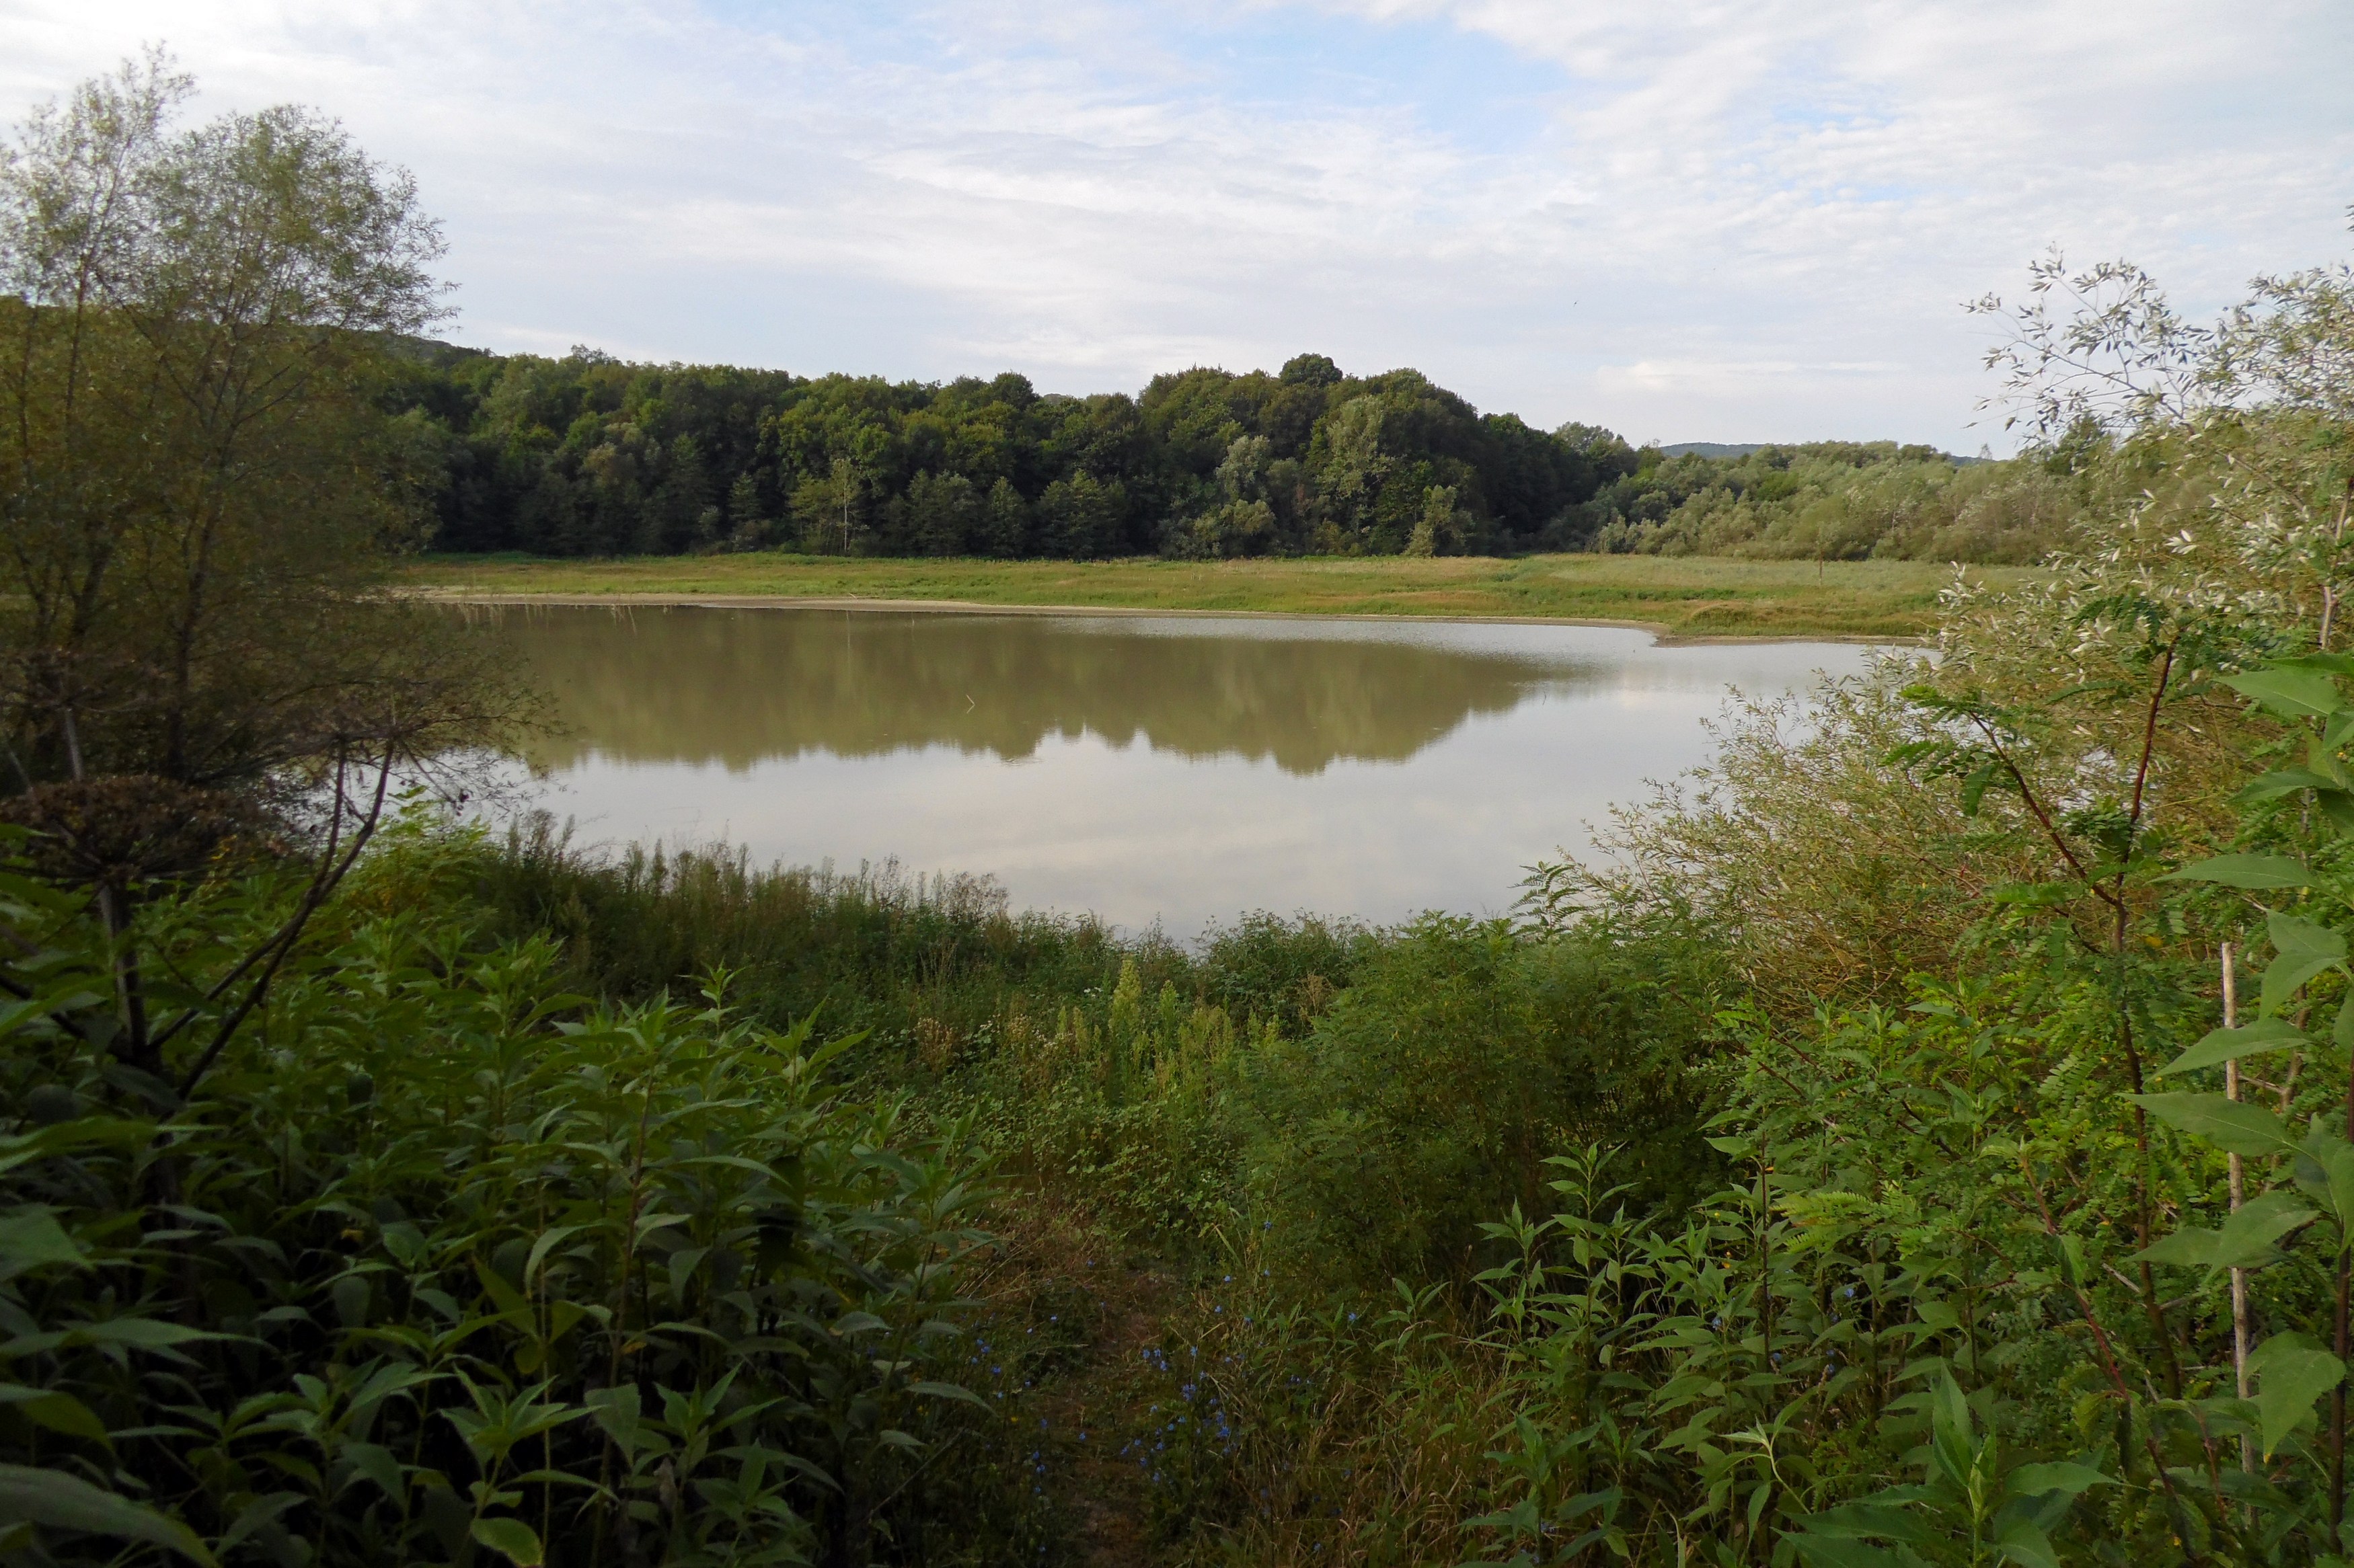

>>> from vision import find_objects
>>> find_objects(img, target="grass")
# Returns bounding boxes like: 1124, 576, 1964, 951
399, 551, 2044, 640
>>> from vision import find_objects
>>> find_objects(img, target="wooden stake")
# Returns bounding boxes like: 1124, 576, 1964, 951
2226, 943, 2254, 1477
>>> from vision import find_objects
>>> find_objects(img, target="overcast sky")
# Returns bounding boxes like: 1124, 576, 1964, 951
3, 1, 2347, 450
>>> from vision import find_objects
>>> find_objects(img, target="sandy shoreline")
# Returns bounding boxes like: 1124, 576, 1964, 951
406, 588, 1914, 647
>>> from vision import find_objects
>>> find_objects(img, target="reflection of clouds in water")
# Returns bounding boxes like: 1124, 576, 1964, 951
493, 605, 1584, 777
1097, 614, 1642, 660
497, 627, 1861, 936
473, 604, 1881, 787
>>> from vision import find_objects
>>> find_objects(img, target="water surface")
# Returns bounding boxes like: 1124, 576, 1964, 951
472, 604, 1878, 933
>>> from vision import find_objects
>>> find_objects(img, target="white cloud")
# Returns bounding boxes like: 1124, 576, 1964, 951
0, 0, 2344, 447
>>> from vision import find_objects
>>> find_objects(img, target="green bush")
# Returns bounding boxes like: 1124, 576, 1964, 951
1245, 916, 1727, 1290
0, 829, 1040, 1567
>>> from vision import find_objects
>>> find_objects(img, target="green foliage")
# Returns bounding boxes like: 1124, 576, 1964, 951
1246, 917, 1729, 1288
1786, 1370, 2115, 1568
0, 829, 1036, 1566
389, 348, 1665, 560
1450, 649, 2354, 1566
1581, 442, 2065, 565
460, 820, 1369, 1076
0, 54, 519, 794
399, 352, 2067, 565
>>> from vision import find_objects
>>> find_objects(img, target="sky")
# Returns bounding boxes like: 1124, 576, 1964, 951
2, 1, 2348, 451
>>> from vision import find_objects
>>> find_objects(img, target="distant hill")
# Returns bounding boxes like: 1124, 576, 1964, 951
1661, 440, 1987, 465
1659, 442, 1765, 459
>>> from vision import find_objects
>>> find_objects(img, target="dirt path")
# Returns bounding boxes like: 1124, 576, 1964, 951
971, 1191, 1188, 1564
1038, 1273, 1180, 1566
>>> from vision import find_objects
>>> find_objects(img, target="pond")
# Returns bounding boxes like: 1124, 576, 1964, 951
467, 603, 1883, 935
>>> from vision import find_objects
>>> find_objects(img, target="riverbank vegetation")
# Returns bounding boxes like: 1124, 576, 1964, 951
399, 552, 2028, 641
12, 54, 2354, 1568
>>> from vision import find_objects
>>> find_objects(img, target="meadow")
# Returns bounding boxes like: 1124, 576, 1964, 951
396, 551, 2037, 641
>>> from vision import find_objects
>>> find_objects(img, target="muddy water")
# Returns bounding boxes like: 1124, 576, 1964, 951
466, 604, 1879, 934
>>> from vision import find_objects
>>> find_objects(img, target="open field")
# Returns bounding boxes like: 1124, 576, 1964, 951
401, 551, 2040, 639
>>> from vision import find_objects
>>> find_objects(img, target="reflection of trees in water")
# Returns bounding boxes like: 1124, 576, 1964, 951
476, 606, 1585, 777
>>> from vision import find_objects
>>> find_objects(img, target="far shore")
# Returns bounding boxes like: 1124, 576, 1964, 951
408, 588, 1916, 646
397, 551, 2036, 642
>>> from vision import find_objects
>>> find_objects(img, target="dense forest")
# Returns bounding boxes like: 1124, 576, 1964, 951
18, 55, 2354, 1568
389, 346, 2064, 565
389, 346, 1623, 559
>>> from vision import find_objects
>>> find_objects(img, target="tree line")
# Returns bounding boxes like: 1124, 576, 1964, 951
391, 342, 2078, 566
389, 345, 1647, 559
1583, 437, 2078, 563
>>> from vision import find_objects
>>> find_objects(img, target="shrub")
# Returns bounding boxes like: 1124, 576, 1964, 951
1245, 917, 1726, 1288
0, 831, 1029, 1566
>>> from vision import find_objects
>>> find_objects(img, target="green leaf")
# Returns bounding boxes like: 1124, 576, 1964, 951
2291, 1129, 2354, 1233
1792, 1538, 1908, 1568
2133, 1192, 2316, 1276
2161, 853, 2314, 888
0, 1464, 215, 1565
1994, 1517, 2063, 1568
2321, 791, 2354, 837
665, 1247, 708, 1309
587, 1388, 670, 1463
470, 1517, 544, 1566
1961, 761, 1998, 816
473, 1257, 531, 1319
1796, 1502, 1937, 1544
0, 1387, 110, 1444
2223, 668, 2350, 719
907, 1379, 989, 1409
2328, 1148, 2354, 1240
2135, 1230, 2222, 1267
2209, 1189, 2316, 1267
67, 1319, 225, 1351
2234, 770, 2345, 805
2270, 910, 2351, 971
2248, 1333, 2347, 1458
2279, 653, 2354, 677
1989, 881, 2076, 906
0, 1208, 87, 1284
2263, 913, 2347, 1016
2131, 1093, 2302, 1158
523, 1226, 586, 1289
215, 1495, 302, 1559
1928, 1370, 1976, 1492
2159, 1017, 2306, 1075
340, 1441, 405, 1501
2003, 1460, 2114, 1499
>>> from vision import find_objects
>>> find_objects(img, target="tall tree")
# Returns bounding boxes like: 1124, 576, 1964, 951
0, 49, 496, 789
0, 53, 523, 1083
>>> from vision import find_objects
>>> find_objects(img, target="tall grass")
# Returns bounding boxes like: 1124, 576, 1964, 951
465, 817, 1376, 1089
